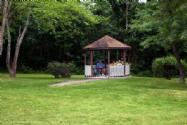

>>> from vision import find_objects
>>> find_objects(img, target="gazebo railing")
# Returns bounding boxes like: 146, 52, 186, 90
85, 64, 130, 77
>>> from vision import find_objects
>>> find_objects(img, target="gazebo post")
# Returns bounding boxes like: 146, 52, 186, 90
123, 49, 126, 64
123, 49, 126, 76
107, 50, 110, 77
84, 52, 86, 77
84, 52, 86, 66
90, 50, 93, 77
128, 51, 130, 63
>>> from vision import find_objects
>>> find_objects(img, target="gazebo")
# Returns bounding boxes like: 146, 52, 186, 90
83, 35, 131, 78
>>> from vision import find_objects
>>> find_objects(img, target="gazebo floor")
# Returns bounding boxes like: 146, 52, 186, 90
85, 75, 130, 79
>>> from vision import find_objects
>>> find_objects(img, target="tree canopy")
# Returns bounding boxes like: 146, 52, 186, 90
0, 0, 186, 82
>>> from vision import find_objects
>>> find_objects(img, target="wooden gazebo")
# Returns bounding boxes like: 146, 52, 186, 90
83, 35, 131, 78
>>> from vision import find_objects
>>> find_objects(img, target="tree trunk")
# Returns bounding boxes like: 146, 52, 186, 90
172, 44, 185, 84
125, 2, 129, 31
6, 10, 30, 78
6, 20, 16, 78
6, 20, 13, 77
0, 0, 9, 55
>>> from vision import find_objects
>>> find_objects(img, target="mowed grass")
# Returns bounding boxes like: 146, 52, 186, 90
0, 74, 187, 125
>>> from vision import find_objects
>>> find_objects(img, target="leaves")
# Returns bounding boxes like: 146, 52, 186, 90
131, 0, 187, 50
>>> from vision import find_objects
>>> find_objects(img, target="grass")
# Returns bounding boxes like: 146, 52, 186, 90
0, 74, 187, 125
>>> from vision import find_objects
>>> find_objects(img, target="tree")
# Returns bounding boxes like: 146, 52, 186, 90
6, 0, 98, 70
0, 0, 9, 55
161, 0, 187, 84
131, 0, 187, 83
6, 11, 30, 77
3, 1, 31, 77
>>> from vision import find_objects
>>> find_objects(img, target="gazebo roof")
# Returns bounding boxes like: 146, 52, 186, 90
83, 35, 131, 50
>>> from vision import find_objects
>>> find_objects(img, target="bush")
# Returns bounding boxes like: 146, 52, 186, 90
182, 60, 187, 74
67, 62, 83, 75
152, 56, 187, 79
60, 62, 83, 75
47, 61, 71, 78
136, 70, 152, 77
19, 64, 34, 73
131, 64, 142, 74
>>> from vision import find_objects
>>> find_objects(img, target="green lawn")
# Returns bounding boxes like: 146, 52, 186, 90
0, 74, 187, 125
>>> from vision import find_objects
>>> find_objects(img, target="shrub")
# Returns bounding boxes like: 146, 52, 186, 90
136, 70, 152, 77
64, 62, 76, 74
47, 61, 71, 78
19, 64, 34, 73
182, 60, 187, 76
131, 64, 142, 74
60, 62, 83, 75
152, 56, 187, 79
74, 67, 84, 75
152, 56, 178, 79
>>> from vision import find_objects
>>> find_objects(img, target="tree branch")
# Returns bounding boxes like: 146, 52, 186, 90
17, 10, 31, 46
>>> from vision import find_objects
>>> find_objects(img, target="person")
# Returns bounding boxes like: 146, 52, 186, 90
96, 60, 105, 76
101, 60, 106, 75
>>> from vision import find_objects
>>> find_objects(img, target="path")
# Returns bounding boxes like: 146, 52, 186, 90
50, 76, 131, 87
50, 79, 102, 87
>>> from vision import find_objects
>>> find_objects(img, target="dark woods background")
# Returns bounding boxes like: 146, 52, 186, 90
0, 0, 186, 75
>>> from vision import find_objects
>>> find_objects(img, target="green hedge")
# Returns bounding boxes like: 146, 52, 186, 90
152, 56, 187, 79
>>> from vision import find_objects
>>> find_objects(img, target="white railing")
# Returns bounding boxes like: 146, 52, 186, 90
125, 64, 130, 76
85, 64, 130, 77
85, 65, 92, 77
109, 65, 124, 77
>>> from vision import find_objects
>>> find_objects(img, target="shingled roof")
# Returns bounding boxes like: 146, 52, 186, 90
83, 35, 131, 50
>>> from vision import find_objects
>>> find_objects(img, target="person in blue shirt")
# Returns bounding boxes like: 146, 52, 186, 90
96, 60, 106, 76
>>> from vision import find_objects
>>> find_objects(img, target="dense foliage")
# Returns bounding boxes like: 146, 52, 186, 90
1, 0, 99, 70
131, 0, 187, 82
0, 0, 187, 79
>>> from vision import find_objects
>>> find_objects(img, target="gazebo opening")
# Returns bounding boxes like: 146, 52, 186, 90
83, 35, 131, 78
